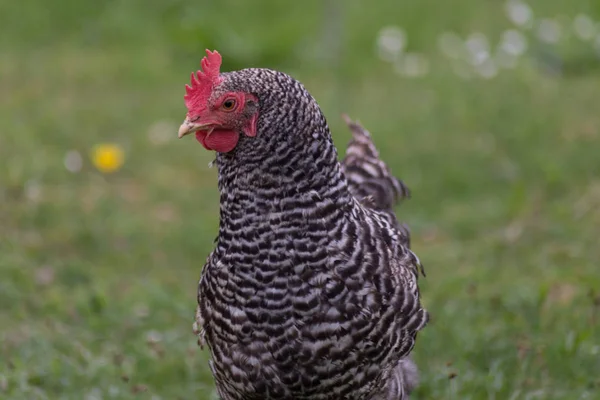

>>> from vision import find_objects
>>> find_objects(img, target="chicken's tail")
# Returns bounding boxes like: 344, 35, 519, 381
341, 114, 410, 213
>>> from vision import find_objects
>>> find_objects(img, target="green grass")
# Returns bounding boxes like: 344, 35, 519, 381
1, 0, 600, 398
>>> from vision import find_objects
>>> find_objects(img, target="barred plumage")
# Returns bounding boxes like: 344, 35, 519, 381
182, 58, 429, 400
341, 115, 413, 249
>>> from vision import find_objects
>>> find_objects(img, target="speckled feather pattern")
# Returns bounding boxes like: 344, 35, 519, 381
192, 68, 429, 400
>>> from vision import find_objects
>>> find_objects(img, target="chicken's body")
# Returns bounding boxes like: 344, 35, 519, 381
180, 56, 428, 400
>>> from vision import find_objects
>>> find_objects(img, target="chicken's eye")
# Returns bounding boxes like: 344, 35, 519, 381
222, 99, 237, 111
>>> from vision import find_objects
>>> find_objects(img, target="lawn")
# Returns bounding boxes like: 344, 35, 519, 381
1, 0, 599, 399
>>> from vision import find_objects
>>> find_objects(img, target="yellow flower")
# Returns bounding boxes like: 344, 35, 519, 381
91, 144, 125, 173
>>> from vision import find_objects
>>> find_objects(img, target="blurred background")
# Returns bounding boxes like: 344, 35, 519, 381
1, 0, 599, 398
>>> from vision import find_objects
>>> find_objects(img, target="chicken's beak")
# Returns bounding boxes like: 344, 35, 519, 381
178, 118, 214, 139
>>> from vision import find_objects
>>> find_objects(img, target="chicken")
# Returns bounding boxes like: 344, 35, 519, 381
178, 50, 429, 400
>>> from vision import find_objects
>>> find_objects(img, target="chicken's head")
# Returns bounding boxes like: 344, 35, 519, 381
178, 50, 259, 153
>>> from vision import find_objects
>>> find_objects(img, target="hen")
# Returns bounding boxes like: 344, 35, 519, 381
178, 50, 429, 400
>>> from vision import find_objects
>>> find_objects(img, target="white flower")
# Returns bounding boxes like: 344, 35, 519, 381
505, 0, 533, 28
64, 150, 83, 173
537, 19, 562, 44
573, 14, 596, 41
376, 26, 407, 62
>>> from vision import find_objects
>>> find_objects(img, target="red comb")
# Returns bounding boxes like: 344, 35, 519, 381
184, 49, 223, 113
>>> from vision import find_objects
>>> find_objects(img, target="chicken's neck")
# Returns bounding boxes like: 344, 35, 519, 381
213, 129, 352, 256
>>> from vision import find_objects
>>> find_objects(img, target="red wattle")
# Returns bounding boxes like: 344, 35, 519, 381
195, 130, 239, 153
